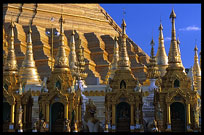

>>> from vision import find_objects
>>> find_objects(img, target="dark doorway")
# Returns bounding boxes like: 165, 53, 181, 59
3, 102, 11, 132
51, 102, 64, 132
116, 102, 130, 132
170, 102, 186, 132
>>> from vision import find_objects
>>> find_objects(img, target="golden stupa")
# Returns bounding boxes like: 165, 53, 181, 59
19, 25, 41, 86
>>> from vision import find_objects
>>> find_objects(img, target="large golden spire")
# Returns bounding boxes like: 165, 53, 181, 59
69, 30, 77, 71
167, 8, 184, 70
19, 25, 41, 86
118, 19, 130, 70
4, 21, 18, 74
54, 14, 69, 70
156, 20, 168, 76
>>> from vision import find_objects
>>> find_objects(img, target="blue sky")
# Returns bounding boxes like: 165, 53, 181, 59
100, 4, 201, 68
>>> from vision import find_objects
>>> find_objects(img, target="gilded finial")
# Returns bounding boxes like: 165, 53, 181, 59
121, 18, 126, 35
159, 16, 163, 29
59, 14, 65, 35
194, 39, 198, 52
170, 8, 176, 19
121, 8, 126, 35
27, 25, 32, 44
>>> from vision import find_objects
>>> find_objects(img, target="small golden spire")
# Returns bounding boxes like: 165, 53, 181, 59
150, 36, 155, 59
69, 30, 77, 71
193, 43, 201, 76
147, 37, 160, 79
54, 14, 69, 69
19, 25, 41, 86
193, 41, 201, 91
118, 18, 130, 70
4, 20, 18, 73
156, 19, 168, 68
104, 36, 119, 84
111, 36, 119, 70
75, 38, 87, 80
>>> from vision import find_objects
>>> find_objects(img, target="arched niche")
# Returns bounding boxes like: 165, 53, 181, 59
120, 80, 126, 89
174, 79, 180, 88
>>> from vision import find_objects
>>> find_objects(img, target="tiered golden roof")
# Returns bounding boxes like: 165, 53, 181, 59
3, 4, 150, 84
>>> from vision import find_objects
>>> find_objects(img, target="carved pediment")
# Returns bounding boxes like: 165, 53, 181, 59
166, 88, 190, 103
48, 88, 69, 105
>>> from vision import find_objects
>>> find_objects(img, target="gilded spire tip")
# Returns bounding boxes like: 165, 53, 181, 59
170, 8, 176, 19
